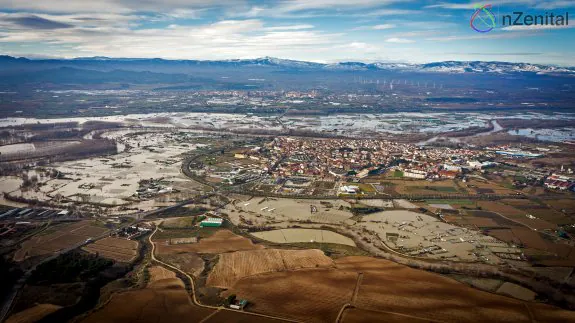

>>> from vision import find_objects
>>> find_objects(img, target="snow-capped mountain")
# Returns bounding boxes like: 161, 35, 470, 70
1, 55, 573, 75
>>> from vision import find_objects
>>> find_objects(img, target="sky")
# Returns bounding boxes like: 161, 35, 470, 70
0, 0, 574, 65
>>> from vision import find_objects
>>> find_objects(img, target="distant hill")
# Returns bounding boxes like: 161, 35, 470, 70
1, 55, 573, 75
0, 66, 191, 85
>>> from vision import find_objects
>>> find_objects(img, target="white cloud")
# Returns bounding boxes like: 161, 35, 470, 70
362, 9, 421, 16
373, 24, 396, 30
425, 1, 539, 10
0, 18, 344, 60
352, 24, 396, 31
535, 1, 575, 9
385, 37, 415, 43
0, 0, 241, 14
273, 0, 408, 13
265, 24, 315, 31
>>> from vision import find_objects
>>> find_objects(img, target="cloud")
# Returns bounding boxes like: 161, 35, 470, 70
273, 0, 408, 13
265, 24, 315, 31
385, 37, 415, 43
424, 30, 539, 41
352, 24, 396, 31
425, 0, 575, 10
373, 24, 396, 30
362, 9, 421, 16
425, 1, 538, 10
4, 15, 74, 29
0, 18, 344, 61
0, 0, 240, 14
535, 1, 575, 9
456, 52, 543, 56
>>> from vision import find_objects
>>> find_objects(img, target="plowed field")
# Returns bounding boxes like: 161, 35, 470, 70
83, 237, 138, 262
207, 249, 333, 288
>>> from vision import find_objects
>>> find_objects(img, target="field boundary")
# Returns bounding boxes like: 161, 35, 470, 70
148, 225, 302, 323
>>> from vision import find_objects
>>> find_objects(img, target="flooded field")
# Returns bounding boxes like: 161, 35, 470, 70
227, 197, 353, 226
4, 130, 209, 213
1, 111, 574, 140
252, 229, 356, 246
357, 210, 515, 263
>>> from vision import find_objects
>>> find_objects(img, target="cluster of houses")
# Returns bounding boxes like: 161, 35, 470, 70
401, 160, 497, 180
249, 137, 492, 180
544, 174, 575, 191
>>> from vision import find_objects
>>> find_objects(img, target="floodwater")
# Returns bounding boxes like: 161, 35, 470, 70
1, 111, 573, 140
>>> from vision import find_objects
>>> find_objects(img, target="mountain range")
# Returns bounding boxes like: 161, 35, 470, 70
1, 55, 574, 75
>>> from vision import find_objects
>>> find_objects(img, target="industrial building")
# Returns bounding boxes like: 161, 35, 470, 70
200, 217, 224, 227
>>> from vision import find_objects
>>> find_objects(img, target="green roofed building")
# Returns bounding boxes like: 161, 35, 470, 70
200, 217, 223, 227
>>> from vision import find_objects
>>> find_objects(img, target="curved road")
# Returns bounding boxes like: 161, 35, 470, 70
148, 226, 301, 323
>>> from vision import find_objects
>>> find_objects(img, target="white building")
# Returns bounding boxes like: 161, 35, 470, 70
403, 169, 427, 179
340, 185, 360, 194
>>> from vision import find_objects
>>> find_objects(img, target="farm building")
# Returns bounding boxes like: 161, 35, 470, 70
230, 299, 248, 310
200, 217, 224, 228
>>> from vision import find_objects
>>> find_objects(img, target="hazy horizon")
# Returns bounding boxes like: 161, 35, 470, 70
0, 0, 574, 66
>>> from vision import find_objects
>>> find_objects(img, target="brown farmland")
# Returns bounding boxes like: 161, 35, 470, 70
80, 266, 216, 323
157, 253, 205, 277
81, 266, 289, 323
223, 268, 357, 323
224, 256, 575, 323
13, 221, 108, 262
6, 304, 62, 323
82, 237, 138, 262
208, 249, 333, 289
156, 230, 264, 255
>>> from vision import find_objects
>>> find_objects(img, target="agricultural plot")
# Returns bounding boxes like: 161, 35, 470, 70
13, 221, 108, 262
392, 199, 418, 209
457, 202, 554, 231
160, 217, 200, 229
225, 256, 575, 323
6, 304, 62, 323
202, 310, 289, 323
484, 226, 575, 266
80, 266, 216, 323
392, 180, 462, 195
464, 179, 517, 195
148, 266, 177, 283
346, 258, 531, 322
157, 253, 205, 277
358, 199, 394, 208
83, 237, 138, 263
207, 249, 334, 288
340, 308, 433, 323
545, 199, 575, 216
156, 229, 264, 255
252, 229, 356, 246
500, 199, 571, 226
476, 201, 525, 217
224, 268, 357, 323
466, 210, 518, 227
496, 282, 537, 301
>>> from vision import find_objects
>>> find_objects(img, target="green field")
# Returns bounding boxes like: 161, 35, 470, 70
356, 183, 376, 193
